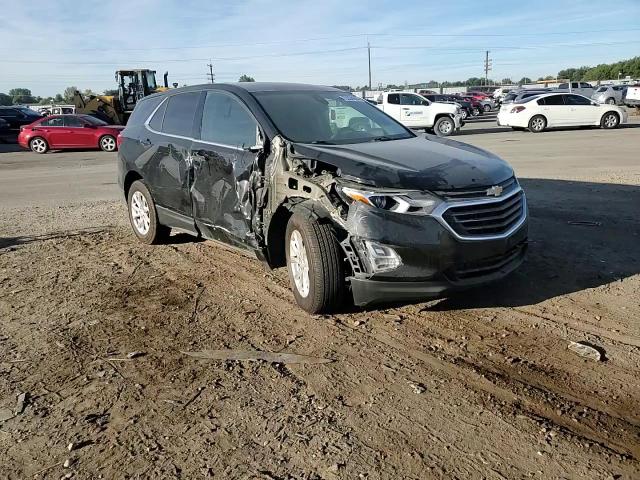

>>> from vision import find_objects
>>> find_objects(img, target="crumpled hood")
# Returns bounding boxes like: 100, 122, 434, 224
293, 134, 514, 191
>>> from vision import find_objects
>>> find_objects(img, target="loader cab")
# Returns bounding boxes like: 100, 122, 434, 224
116, 69, 159, 113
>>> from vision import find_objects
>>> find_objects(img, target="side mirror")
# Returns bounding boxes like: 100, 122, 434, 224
591, 101, 598, 106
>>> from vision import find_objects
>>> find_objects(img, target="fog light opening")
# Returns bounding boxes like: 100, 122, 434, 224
362, 240, 402, 273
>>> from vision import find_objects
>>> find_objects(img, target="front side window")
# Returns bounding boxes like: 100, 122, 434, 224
253, 90, 413, 144
200, 91, 257, 147
387, 93, 400, 104
41, 117, 64, 127
565, 95, 591, 106
64, 116, 85, 127
161, 92, 200, 137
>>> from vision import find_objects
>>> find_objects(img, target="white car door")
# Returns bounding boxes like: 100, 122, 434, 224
564, 94, 600, 125
399, 93, 430, 128
539, 94, 570, 126
383, 93, 403, 121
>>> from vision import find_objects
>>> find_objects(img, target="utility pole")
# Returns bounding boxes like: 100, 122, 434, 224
367, 42, 372, 90
207, 60, 215, 83
484, 50, 492, 86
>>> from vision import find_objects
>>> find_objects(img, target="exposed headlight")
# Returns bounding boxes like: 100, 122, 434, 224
338, 185, 443, 215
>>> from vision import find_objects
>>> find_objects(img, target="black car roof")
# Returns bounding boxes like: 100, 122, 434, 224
147, 82, 343, 99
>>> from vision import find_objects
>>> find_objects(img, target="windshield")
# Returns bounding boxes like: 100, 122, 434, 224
252, 90, 414, 144
81, 115, 108, 126
596, 87, 607, 92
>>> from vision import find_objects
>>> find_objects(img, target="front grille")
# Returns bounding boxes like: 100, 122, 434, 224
442, 190, 525, 237
449, 241, 527, 280
434, 176, 517, 200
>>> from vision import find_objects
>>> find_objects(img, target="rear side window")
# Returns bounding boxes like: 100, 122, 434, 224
127, 96, 162, 126
387, 94, 400, 104
200, 92, 257, 147
161, 92, 200, 137
580, 82, 592, 88
149, 99, 167, 131
542, 95, 565, 106
0, 109, 19, 117
40, 117, 64, 126
64, 116, 84, 127
565, 95, 591, 105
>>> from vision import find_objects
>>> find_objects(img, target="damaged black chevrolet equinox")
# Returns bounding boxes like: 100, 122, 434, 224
118, 83, 528, 313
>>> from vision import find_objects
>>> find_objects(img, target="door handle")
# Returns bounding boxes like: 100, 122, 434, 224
402, 107, 410, 110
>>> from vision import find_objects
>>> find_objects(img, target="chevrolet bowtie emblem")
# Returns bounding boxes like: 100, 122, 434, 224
486, 185, 503, 197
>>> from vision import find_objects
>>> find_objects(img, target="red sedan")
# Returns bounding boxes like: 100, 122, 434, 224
18, 114, 124, 154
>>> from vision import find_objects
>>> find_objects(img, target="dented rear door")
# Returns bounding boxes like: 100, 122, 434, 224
190, 90, 259, 249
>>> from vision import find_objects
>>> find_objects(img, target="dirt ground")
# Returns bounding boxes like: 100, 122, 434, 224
1, 124, 640, 479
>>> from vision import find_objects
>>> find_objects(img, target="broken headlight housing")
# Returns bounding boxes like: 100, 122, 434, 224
337, 184, 443, 215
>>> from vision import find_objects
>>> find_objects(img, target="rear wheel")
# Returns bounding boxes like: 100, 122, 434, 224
472, 107, 481, 116
127, 180, 170, 244
460, 109, 468, 120
433, 116, 455, 137
600, 111, 619, 129
483, 104, 491, 113
99, 135, 117, 152
29, 137, 48, 154
528, 115, 547, 133
285, 212, 345, 313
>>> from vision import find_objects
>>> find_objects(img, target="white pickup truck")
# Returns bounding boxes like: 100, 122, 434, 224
375, 91, 463, 137
624, 84, 640, 108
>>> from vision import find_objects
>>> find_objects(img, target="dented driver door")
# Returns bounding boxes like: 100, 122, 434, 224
189, 90, 259, 250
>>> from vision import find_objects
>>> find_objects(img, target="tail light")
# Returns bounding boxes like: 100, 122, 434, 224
116, 133, 123, 148
511, 106, 526, 113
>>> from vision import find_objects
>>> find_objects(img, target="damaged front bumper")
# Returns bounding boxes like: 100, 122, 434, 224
342, 196, 528, 307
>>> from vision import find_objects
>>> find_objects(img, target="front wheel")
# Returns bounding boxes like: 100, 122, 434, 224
99, 135, 117, 152
127, 180, 171, 244
460, 109, 468, 120
528, 115, 547, 133
433, 116, 455, 137
483, 104, 492, 112
600, 112, 619, 129
471, 107, 480, 116
606, 98, 616, 105
285, 212, 345, 313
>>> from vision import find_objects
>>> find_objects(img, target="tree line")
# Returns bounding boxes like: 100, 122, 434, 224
0, 87, 119, 106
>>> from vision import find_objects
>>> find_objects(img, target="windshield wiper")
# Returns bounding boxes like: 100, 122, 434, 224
371, 136, 396, 142
310, 140, 336, 145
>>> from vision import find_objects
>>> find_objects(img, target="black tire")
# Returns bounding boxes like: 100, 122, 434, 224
606, 98, 616, 105
472, 107, 481, 116
99, 135, 117, 152
483, 104, 491, 113
29, 137, 49, 154
285, 211, 345, 313
528, 115, 547, 133
127, 180, 171, 245
600, 111, 620, 129
460, 109, 468, 120
433, 116, 455, 137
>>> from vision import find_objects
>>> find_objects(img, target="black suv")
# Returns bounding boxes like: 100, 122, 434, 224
118, 83, 528, 313
0, 106, 42, 129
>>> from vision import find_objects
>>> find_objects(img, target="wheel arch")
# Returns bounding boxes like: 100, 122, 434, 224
123, 170, 143, 200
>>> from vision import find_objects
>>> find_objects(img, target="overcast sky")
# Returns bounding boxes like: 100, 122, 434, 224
2, 0, 640, 97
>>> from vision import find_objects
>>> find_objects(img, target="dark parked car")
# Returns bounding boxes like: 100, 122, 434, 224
0, 118, 10, 133
118, 83, 528, 313
18, 114, 124, 153
421, 94, 474, 119
0, 106, 42, 129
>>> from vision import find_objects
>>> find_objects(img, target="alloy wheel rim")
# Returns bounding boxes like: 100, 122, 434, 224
102, 137, 116, 151
31, 139, 46, 152
131, 191, 151, 235
605, 115, 617, 127
532, 118, 545, 131
439, 120, 453, 134
289, 230, 310, 298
